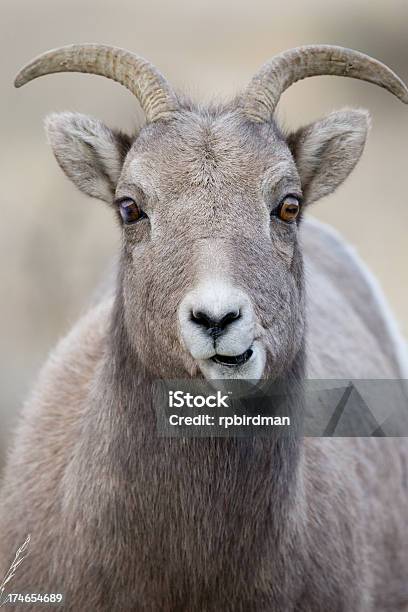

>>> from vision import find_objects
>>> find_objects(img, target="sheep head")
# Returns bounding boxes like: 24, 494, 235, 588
15, 44, 408, 381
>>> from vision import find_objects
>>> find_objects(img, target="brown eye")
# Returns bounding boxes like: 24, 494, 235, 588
278, 195, 300, 223
117, 198, 147, 224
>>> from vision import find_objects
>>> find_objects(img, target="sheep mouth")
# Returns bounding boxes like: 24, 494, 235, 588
211, 348, 253, 368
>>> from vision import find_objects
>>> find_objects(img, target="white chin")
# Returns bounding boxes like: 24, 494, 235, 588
197, 342, 266, 381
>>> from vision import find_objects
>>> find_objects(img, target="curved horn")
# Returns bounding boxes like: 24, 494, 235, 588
14, 44, 178, 123
243, 45, 408, 122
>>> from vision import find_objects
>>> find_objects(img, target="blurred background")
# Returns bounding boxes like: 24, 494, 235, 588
1, 0, 407, 470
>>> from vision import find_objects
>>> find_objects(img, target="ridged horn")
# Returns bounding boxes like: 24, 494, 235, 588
14, 44, 178, 123
243, 45, 408, 122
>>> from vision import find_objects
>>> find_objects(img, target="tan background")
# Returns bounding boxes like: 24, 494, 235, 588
1, 0, 407, 469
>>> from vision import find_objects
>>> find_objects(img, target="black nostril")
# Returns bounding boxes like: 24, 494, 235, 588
219, 310, 240, 329
191, 309, 241, 334
191, 310, 213, 329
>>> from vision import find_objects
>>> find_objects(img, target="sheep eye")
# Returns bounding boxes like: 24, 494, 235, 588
117, 198, 146, 224
278, 195, 300, 222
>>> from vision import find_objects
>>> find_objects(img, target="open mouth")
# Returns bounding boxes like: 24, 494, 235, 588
211, 348, 253, 368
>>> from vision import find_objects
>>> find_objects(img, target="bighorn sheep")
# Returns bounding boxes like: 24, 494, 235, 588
0, 44, 408, 611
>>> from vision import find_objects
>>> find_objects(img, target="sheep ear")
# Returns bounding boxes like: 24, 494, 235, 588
287, 109, 370, 205
45, 112, 132, 203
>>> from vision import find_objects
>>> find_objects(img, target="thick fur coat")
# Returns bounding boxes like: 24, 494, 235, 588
0, 217, 407, 611
1, 68, 408, 609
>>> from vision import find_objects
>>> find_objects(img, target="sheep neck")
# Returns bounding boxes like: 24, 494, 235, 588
102, 290, 306, 528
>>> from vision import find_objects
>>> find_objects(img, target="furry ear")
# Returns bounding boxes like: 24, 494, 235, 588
45, 112, 132, 203
287, 109, 370, 205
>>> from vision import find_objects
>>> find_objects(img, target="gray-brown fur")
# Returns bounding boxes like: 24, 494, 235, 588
1, 46, 408, 611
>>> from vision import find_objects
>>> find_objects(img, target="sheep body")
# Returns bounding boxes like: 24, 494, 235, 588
4, 43, 408, 611
0, 218, 407, 611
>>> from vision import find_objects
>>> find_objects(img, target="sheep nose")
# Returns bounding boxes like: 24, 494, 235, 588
178, 279, 255, 361
191, 308, 241, 338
